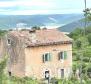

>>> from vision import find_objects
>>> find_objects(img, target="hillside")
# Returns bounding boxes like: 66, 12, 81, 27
58, 18, 91, 32
0, 14, 83, 30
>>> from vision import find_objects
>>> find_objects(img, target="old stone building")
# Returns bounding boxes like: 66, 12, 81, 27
6, 29, 72, 79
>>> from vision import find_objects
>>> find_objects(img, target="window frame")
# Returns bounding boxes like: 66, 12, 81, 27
43, 52, 52, 62
60, 69, 64, 78
7, 38, 11, 45
60, 52, 64, 60
58, 51, 67, 60
45, 53, 49, 61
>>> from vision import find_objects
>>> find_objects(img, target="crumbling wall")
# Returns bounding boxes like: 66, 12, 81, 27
7, 34, 26, 77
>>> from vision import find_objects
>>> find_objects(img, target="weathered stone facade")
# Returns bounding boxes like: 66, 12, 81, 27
25, 44, 72, 79
7, 34, 25, 77
0, 29, 72, 79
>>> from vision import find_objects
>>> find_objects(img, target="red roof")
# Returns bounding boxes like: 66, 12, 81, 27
8, 29, 72, 47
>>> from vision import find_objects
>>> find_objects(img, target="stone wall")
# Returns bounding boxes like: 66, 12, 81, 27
7, 34, 25, 77
0, 36, 7, 59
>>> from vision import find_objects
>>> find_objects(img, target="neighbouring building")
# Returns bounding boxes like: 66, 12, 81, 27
6, 29, 72, 79
0, 37, 7, 59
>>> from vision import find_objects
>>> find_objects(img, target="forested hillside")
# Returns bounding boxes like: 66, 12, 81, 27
69, 26, 91, 79
58, 19, 91, 32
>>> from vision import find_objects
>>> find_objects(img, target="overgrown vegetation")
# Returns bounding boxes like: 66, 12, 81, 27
67, 8, 91, 82
0, 57, 39, 84
69, 26, 91, 82
0, 30, 7, 38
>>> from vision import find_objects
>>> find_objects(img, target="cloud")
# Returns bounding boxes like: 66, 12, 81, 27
0, 0, 54, 10
1, 9, 83, 15
49, 17, 57, 23
0, 0, 53, 8
0, 2, 17, 8
0, 0, 91, 15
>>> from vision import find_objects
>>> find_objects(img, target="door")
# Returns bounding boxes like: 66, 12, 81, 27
61, 69, 64, 78
45, 70, 50, 79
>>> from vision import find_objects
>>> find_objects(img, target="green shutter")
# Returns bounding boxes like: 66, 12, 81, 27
64, 51, 67, 60
49, 53, 52, 61
42, 54, 45, 62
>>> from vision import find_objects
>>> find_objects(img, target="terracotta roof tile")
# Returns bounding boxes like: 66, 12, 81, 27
8, 29, 72, 47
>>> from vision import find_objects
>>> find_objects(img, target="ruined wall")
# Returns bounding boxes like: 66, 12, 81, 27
7, 34, 25, 77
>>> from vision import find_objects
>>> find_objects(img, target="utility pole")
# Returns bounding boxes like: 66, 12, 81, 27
84, 0, 87, 32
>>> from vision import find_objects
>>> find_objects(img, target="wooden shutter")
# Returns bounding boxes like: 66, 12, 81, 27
64, 51, 67, 60
49, 53, 52, 61
58, 52, 61, 60
58, 52, 63, 60
42, 54, 45, 62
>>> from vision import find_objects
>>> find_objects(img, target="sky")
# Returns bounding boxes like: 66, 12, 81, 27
0, 0, 91, 15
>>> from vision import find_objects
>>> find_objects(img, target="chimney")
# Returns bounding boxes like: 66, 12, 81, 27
29, 30, 36, 43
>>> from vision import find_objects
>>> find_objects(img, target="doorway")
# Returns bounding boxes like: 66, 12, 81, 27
45, 70, 50, 79
60, 69, 64, 78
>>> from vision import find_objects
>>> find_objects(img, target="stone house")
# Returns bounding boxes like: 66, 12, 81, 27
6, 29, 72, 79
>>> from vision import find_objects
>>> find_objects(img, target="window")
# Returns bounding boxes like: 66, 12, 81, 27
58, 51, 67, 60
43, 53, 52, 62
60, 52, 64, 59
8, 71, 12, 76
7, 39, 11, 45
45, 53, 49, 61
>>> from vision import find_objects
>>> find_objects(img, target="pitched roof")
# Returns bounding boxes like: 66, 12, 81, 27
8, 29, 72, 47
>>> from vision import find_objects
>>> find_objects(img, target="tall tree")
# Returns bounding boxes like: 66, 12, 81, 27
31, 26, 41, 30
